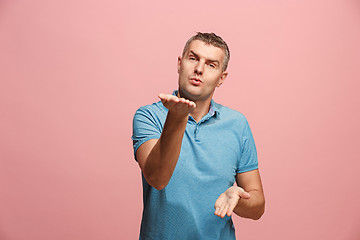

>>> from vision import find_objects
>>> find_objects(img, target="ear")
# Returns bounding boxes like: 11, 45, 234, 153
177, 56, 182, 73
217, 71, 228, 87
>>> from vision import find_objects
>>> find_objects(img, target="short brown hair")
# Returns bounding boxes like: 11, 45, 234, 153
182, 32, 230, 71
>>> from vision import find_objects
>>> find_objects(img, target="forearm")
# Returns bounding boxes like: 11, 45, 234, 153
143, 111, 188, 190
233, 189, 265, 220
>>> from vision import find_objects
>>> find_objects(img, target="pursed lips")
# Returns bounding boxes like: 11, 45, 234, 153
189, 77, 202, 82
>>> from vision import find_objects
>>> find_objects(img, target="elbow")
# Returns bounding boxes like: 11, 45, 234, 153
143, 171, 169, 191
251, 202, 265, 220
150, 178, 168, 190
153, 184, 166, 191
251, 207, 265, 220
150, 181, 168, 191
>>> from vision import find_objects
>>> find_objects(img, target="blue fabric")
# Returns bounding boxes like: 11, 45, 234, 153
131, 91, 258, 240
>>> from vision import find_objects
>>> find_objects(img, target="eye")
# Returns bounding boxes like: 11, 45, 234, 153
209, 63, 216, 68
189, 56, 196, 61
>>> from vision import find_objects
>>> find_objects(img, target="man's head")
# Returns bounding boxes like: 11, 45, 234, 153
182, 32, 230, 72
177, 32, 230, 102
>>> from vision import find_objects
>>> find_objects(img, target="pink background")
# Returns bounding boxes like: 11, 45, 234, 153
1, 0, 360, 239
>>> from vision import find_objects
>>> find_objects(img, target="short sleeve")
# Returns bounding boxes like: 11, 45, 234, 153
236, 119, 258, 173
131, 106, 162, 161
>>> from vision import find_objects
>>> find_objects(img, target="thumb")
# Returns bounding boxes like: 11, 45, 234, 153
238, 189, 251, 199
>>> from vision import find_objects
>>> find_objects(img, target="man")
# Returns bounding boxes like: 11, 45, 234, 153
132, 32, 265, 239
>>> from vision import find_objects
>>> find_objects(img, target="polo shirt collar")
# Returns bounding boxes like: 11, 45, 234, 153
209, 99, 220, 117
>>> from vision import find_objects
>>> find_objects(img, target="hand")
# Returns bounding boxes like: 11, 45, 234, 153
158, 93, 196, 117
214, 186, 251, 218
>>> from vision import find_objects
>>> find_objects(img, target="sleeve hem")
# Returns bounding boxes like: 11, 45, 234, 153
133, 136, 160, 161
236, 164, 258, 174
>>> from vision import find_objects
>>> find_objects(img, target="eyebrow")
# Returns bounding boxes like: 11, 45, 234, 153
189, 50, 220, 65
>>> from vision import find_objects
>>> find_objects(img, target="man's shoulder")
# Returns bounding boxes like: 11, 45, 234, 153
214, 102, 248, 122
134, 100, 168, 118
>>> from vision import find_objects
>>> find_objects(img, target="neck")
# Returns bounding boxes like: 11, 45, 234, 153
190, 99, 212, 122
177, 90, 213, 122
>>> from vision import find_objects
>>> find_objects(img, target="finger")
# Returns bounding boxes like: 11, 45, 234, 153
215, 205, 221, 216
169, 95, 180, 102
158, 93, 166, 99
214, 194, 226, 210
179, 98, 187, 104
226, 199, 239, 216
226, 207, 233, 217
185, 100, 193, 109
158, 93, 174, 102
159, 94, 180, 103
215, 202, 221, 215
220, 204, 229, 218
214, 199, 224, 216
219, 202, 229, 218
216, 205, 224, 217
184, 100, 196, 110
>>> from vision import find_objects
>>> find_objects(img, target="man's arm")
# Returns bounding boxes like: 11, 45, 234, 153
136, 94, 196, 190
214, 169, 265, 220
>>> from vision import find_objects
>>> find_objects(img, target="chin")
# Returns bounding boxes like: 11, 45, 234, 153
178, 88, 196, 100
184, 92, 207, 102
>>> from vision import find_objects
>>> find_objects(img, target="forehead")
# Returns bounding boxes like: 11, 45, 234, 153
186, 40, 225, 62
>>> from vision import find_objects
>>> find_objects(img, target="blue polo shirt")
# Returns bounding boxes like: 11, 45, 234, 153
132, 91, 258, 240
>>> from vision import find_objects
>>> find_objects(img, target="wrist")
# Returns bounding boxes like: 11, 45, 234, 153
167, 110, 189, 122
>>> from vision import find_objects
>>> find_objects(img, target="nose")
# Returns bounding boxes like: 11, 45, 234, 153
194, 61, 204, 75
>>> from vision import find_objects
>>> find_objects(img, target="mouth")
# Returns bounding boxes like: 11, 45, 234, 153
189, 77, 202, 86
